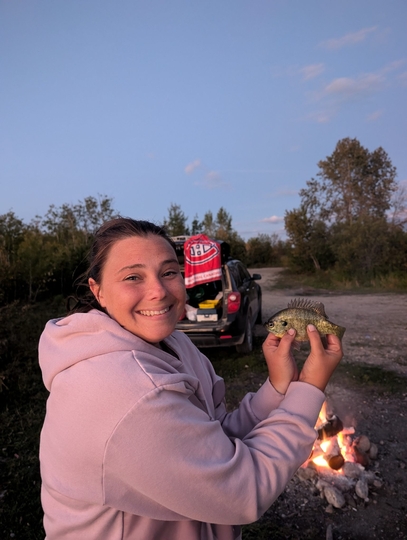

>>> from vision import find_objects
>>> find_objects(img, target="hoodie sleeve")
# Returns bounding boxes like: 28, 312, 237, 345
102, 378, 324, 525
212, 377, 287, 440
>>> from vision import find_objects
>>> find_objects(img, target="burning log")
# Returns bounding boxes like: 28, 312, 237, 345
317, 414, 344, 440
297, 403, 383, 512
327, 454, 345, 471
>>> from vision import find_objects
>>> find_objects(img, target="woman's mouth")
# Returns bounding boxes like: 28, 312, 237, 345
138, 307, 171, 317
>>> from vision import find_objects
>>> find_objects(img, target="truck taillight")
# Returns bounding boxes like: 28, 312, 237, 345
227, 291, 241, 314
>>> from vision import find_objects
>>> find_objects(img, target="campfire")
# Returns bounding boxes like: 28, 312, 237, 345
296, 402, 383, 510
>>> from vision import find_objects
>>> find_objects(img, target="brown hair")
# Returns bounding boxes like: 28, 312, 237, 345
68, 217, 176, 314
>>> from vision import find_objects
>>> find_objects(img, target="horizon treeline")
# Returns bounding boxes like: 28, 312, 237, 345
1, 138, 407, 305
0, 195, 289, 305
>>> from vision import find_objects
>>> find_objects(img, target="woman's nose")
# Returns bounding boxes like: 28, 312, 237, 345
146, 277, 167, 298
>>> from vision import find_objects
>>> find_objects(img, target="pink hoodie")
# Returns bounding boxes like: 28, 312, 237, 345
39, 309, 324, 540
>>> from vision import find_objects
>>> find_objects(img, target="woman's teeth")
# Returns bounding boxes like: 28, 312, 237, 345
139, 307, 170, 317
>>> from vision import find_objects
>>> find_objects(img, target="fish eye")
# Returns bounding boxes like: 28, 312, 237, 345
281, 321, 288, 326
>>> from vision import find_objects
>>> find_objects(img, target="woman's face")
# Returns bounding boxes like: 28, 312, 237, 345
89, 234, 186, 346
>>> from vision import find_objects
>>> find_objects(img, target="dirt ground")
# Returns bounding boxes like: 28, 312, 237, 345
249, 268, 407, 540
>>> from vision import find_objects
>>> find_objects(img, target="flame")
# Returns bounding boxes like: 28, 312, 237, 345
316, 402, 328, 427
320, 440, 330, 452
309, 403, 359, 473
313, 455, 329, 468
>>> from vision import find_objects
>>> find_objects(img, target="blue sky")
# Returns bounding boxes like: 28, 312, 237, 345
1, 0, 406, 239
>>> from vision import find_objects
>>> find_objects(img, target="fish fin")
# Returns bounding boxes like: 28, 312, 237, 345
337, 325, 346, 339
287, 298, 328, 318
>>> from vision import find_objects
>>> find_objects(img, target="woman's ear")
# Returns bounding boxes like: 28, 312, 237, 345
89, 278, 104, 306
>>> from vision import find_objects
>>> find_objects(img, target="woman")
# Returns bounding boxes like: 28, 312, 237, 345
39, 218, 343, 540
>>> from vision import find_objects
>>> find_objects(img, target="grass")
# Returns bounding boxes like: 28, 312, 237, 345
331, 362, 407, 395
0, 298, 65, 540
1, 297, 406, 539
210, 338, 407, 408
271, 268, 407, 294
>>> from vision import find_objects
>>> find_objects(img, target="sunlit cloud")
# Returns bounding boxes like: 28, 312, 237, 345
319, 26, 377, 49
304, 60, 406, 123
195, 170, 231, 190
398, 71, 407, 86
261, 215, 284, 224
321, 73, 384, 100
381, 59, 405, 74
366, 109, 384, 122
300, 63, 324, 81
184, 159, 202, 174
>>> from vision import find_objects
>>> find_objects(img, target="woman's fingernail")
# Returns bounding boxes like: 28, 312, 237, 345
288, 328, 295, 336
307, 324, 316, 331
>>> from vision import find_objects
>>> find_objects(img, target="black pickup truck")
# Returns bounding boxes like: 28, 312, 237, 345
173, 236, 262, 353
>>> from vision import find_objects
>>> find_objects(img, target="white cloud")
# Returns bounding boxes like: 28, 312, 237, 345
196, 170, 230, 190
261, 215, 284, 224
381, 59, 405, 74
321, 73, 384, 100
320, 26, 377, 50
300, 63, 324, 81
304, 60, 406, 124
366, 109, 384, 122
184, 159, 202, 175
398, 71, 407, 86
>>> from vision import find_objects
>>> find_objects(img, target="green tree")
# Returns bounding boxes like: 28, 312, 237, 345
190, 214, 202, 235
163, 203, 190, 236
16, 227, 57, 302
40, 195, 116, 240
246, 234, 275, 267
285, 138, 403, 279
202, 207, 246, 261
0, 196, 117, 303
201, 211, 217, 237
214, 207, 233, 240
300, 138, 397, 225
285, 207, 334, 272
37, 195, 117, 297
0, 212, 27, 303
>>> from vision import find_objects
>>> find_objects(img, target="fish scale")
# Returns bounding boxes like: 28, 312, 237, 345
264, 298, 346, 341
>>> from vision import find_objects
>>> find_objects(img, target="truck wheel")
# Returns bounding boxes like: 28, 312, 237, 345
236, 314, 253, 354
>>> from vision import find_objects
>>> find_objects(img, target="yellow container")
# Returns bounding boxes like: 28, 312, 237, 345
198, 299, 221, 309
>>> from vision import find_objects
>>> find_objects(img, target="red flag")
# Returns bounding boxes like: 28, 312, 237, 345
183, 235, 222, 288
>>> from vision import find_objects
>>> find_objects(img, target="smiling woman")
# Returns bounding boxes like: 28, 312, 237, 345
88, 234, 186, 345
38, 217, 343, 540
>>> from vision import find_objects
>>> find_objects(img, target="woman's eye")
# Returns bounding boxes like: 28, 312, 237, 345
163, 270, 178, 277
125, 275, 140, 281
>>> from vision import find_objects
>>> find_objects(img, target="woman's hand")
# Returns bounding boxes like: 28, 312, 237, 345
262, 329, 299, 395
299, 325, 343, 392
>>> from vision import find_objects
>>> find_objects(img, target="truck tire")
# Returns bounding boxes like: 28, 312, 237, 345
236, 313, 253, 354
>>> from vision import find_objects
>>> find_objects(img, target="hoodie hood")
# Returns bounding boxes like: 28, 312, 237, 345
39, 309, 165, 391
